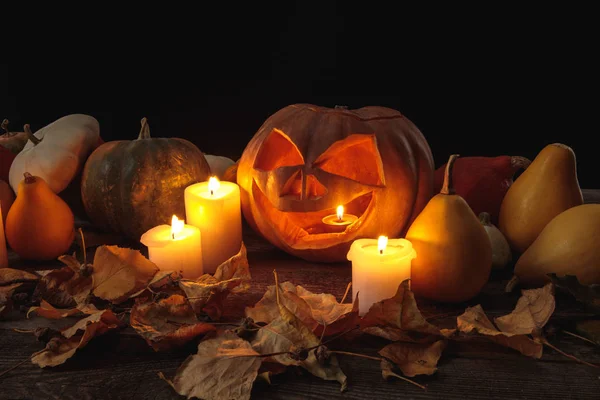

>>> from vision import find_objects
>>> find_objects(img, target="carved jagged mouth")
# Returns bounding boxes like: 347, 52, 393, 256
252, 179, 375, 250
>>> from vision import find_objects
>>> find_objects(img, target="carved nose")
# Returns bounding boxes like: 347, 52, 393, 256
281, 171, 327, 200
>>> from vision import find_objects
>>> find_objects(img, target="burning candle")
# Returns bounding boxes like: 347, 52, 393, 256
0, 204, 7, 268
184, 176, 242, 273
140, 215, 203, 279
347, 236, 416, 315
321, 205, 358, 233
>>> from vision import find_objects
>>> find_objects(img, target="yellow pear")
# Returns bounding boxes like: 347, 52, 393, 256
406, 154, 492, 303
514, 204, 600, 286
498, 143, 583, 254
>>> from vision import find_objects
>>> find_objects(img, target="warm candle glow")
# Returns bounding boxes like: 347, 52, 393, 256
336, 205, 344, 221
171, 215, 184, 239
208, 176, 220, 196
378, 236, 388, 254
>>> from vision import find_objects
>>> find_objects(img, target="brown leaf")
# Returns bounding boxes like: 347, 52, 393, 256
245, 282, 359, 337
379, 340, 447, 377
251, 316, 305, 366
27, 300, 99, 320
360, 280, 442, 340
31, 309, 124, 367
171, 331, 262, 400
548, 273, 600, 312
1, 268, 40, 316
178, 243, 250, 320
91, 245, 159, 304
32, 262, 92, 308
130, 294, 216, 351
495, 283, 555, 335
456, 304, 543, 358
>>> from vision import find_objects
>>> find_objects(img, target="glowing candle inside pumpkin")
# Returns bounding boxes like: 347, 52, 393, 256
140, 215, 203, 279
184, 177, 242, 273
347, 236, 416, 315
0, 204, 7, 268
322, 205, 358, 232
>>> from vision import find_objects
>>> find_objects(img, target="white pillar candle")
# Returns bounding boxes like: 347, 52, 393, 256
184, 177, 242, 274
140, 215, 203, 279
347, 236, 416, 316
0, 204, 7, 268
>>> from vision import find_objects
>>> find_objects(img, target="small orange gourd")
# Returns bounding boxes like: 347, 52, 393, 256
5, 173, 75, 260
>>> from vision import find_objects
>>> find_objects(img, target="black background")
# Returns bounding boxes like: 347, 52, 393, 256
1, 5, 598, 187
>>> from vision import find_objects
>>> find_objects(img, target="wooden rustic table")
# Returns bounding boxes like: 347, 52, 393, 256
1, 189, 600, 400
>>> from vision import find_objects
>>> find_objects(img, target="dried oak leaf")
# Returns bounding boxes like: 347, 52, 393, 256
494, 283, 555, 335
27, 300, 99, 320
1, 268, 39, 316
360, 280, 443, 342
379, 339, 447, 377
456, 304, 543, 358
130, 294, 216, 351
178, 243, 250, 320
32, 256, 93, 308
91, 245, 159, 304
245, 281, 359, 337
31, 309, 124, 367
168, 331, 262, 400
548, 273, 600, 312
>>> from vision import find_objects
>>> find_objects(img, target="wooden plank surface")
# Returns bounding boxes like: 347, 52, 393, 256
1, 190, 600, 400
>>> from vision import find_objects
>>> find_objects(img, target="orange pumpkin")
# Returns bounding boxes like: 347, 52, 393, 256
237, 104, 435, 262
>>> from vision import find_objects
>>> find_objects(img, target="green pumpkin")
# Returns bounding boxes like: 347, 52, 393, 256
81, 118, 211, 240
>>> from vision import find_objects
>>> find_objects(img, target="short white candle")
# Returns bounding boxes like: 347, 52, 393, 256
140, 215, 203, 279
0, 204, 7, 268
347, 236, 416, 315
184, 176, 242, 274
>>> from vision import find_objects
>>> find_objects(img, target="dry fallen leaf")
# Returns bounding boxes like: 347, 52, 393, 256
495, 283, 555, 335
27, 300, 99, 320
91, 245, 159, 304
379, 339, 447, 377
31, 309, 124, 367
32, 259, 92, 308
548, 273, 600, 313
456, 304, 543, 358
251, 316, 303, 366
245, 281, 359, 337
0, 268, 39, 316
360, 280, 442, 341
178, 243, 250, 320
169, 332, 262, 400
130, 294, 216, 351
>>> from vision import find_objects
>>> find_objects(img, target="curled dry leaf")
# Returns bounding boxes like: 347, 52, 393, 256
130, 294, 216, 351
91, 245, 159, 304
32, 257, 92, 308
1, 268, 39, 316
31, 309, 124, 367
178, 243, 250, 320
494, 283, 555, 335
27, 300, 99, 320
379, 340, 447, 377
548, 273, 600, 312
169, 332, 262, 400
245, 281, 359, 337
456, 304, 543, 358
360, 280, 443, 342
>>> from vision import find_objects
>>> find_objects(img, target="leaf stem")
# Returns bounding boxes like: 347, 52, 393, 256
273, 269, 281, 306
79, 228, 87, 266
12, 328, 35, 333
383, 367, 428, 390
329, 350, 383, 362
0, 358, 29, 379
563, 330, 598, 346
341, 282, 352, 304
541, 338, 599, 369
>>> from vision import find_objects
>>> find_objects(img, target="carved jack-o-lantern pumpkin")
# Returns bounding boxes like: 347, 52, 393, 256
237, 104, 435, 262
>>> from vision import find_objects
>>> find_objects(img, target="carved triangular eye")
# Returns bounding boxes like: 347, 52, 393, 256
313, 134, 385, 186
254, 128, 305, 171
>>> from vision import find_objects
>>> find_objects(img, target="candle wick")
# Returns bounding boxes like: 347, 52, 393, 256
172, 233, 175, 240
210, 190, 214, 196
380, 249, 383, 255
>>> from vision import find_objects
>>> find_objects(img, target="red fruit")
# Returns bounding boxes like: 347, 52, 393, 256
0, 146, 16, 182
433, 155, 531, 224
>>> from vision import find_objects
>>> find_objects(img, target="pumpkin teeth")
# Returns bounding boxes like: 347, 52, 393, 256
252, 179, 375, 250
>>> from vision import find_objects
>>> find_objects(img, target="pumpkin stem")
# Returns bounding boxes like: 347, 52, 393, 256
440, 154, 460, 195
24, 124, 41, 145
334, 105, 349, 110
138, 117, 151, 140
479, 212, 491, 226
1, 119, 9, 134
23, 172, 36, 184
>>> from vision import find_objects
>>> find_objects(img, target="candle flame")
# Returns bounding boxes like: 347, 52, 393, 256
171, 215, 184, 239
378, 236, 388, 254
336, 205, 344, 221
208, 176, 220, 195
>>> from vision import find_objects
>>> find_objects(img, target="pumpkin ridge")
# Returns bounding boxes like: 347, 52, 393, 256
290, 103, 405, 122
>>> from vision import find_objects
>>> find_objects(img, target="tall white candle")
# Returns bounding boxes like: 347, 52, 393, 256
347, 236, 416, 315
0, 204, 7, 268
140, 215, 203, 279
184, 177, 242, 273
